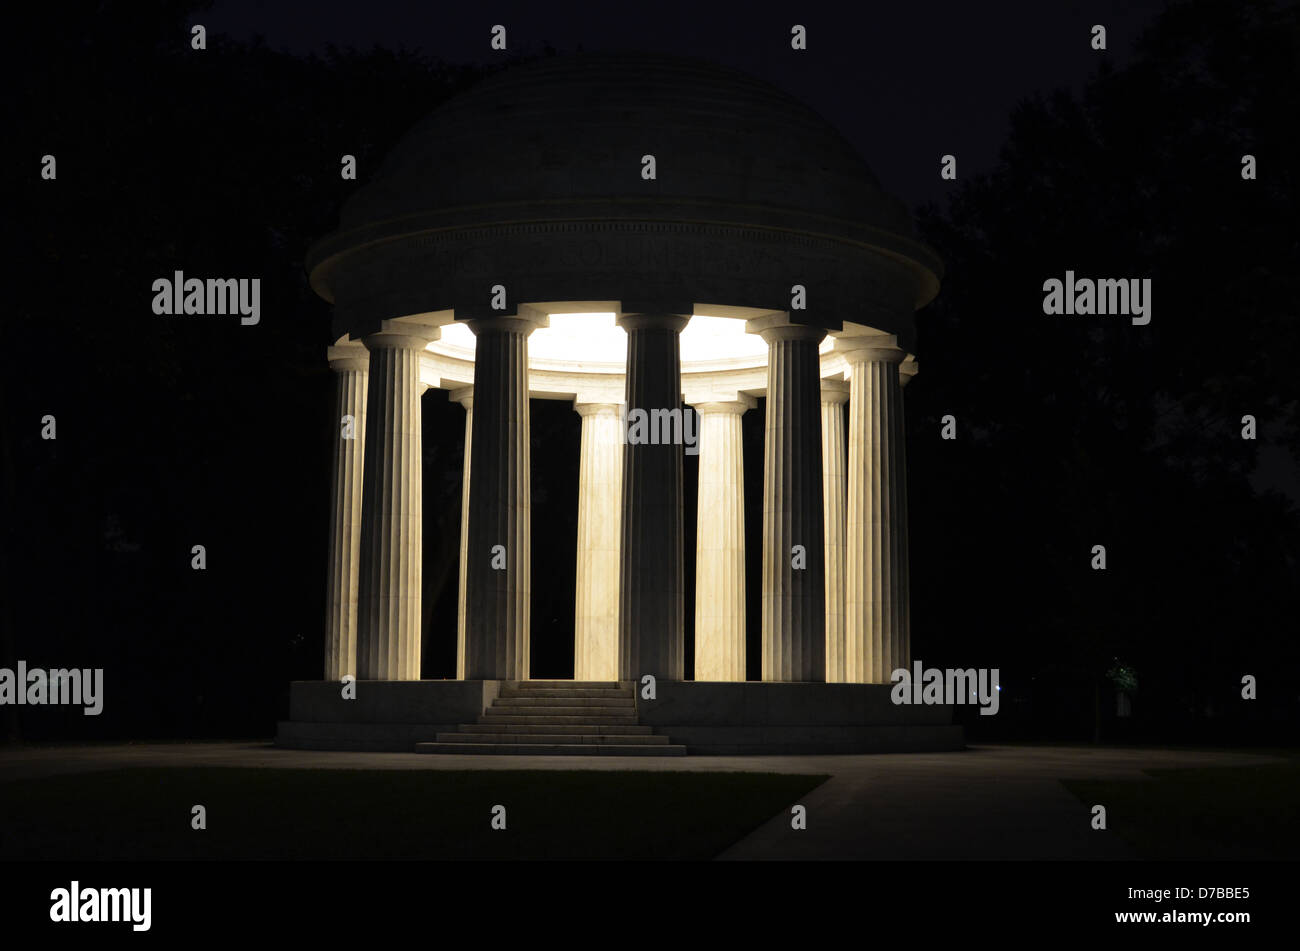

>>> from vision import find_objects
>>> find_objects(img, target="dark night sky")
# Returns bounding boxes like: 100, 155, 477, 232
206, 0, 1169, 206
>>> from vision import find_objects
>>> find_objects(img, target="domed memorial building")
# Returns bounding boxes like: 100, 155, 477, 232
278, 53, 960, 754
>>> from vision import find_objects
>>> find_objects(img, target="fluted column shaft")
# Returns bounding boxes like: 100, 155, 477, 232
454, 389, 473, 679
324, 344, 369, 681
898, 361, 916, 669
692, 400, 749, 681
844, 340, 909, 683
463, 317, 534, 680
617, 313, 689, 681
759, 325, 827, 682
821, 382, 849, 683
574, 402, 624, 681
355, 332, 427, 680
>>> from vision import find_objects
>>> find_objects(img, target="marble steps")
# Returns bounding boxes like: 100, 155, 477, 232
459, 722, 655, 735
415, 742, 686, 756
416, 681, 685, 756
498, 686, 631, 699
434, 732, 671, 746
493, 696, 636, 708
482, 707, 638, 720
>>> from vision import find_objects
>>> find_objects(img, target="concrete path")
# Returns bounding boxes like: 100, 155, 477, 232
719, 745, 1282, 860
0, 742, 1281, 860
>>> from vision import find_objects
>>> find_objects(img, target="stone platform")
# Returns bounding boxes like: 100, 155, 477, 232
276, 680, 964, 754
637, 680, 964, 754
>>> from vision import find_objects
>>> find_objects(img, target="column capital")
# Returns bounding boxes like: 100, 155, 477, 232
463, 313, 546, 335
691, 395, 756, 416
750, 320, 827, 346
616, 312, 691, 334
761, 324, 826, 345
363, 330, 436, 352
745, 312, 830, 342
900, 360, 920, 387
820, 379, 850, 404
327, 342, 370, 373
449, 386, 474, 409
837, 334, 907, 365
573, 400, 622, 418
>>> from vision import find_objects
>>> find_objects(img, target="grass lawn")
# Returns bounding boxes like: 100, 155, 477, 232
1062, 762, 1300, 860
0, 767, 827, 860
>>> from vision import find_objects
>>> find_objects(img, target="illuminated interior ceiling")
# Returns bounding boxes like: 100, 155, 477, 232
426, 312, 843, 398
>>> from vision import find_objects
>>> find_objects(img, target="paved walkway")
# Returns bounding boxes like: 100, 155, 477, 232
0, 742, 1281, 860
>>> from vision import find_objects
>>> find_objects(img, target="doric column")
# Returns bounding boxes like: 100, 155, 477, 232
843, 336, 909, 683
355, 327, 432, 680
452, 388, 473, 680
756, 321, 827, 682
574, 401, 624, 681
820, 381, 849, 683
324, 341, 368, 681
617, 312, 689, 681
691, 398, 752, 682
898, 359, 916, 668
463, 316, 536, 680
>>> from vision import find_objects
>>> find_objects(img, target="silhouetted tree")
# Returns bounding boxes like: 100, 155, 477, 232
911, 0, 1300, 741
